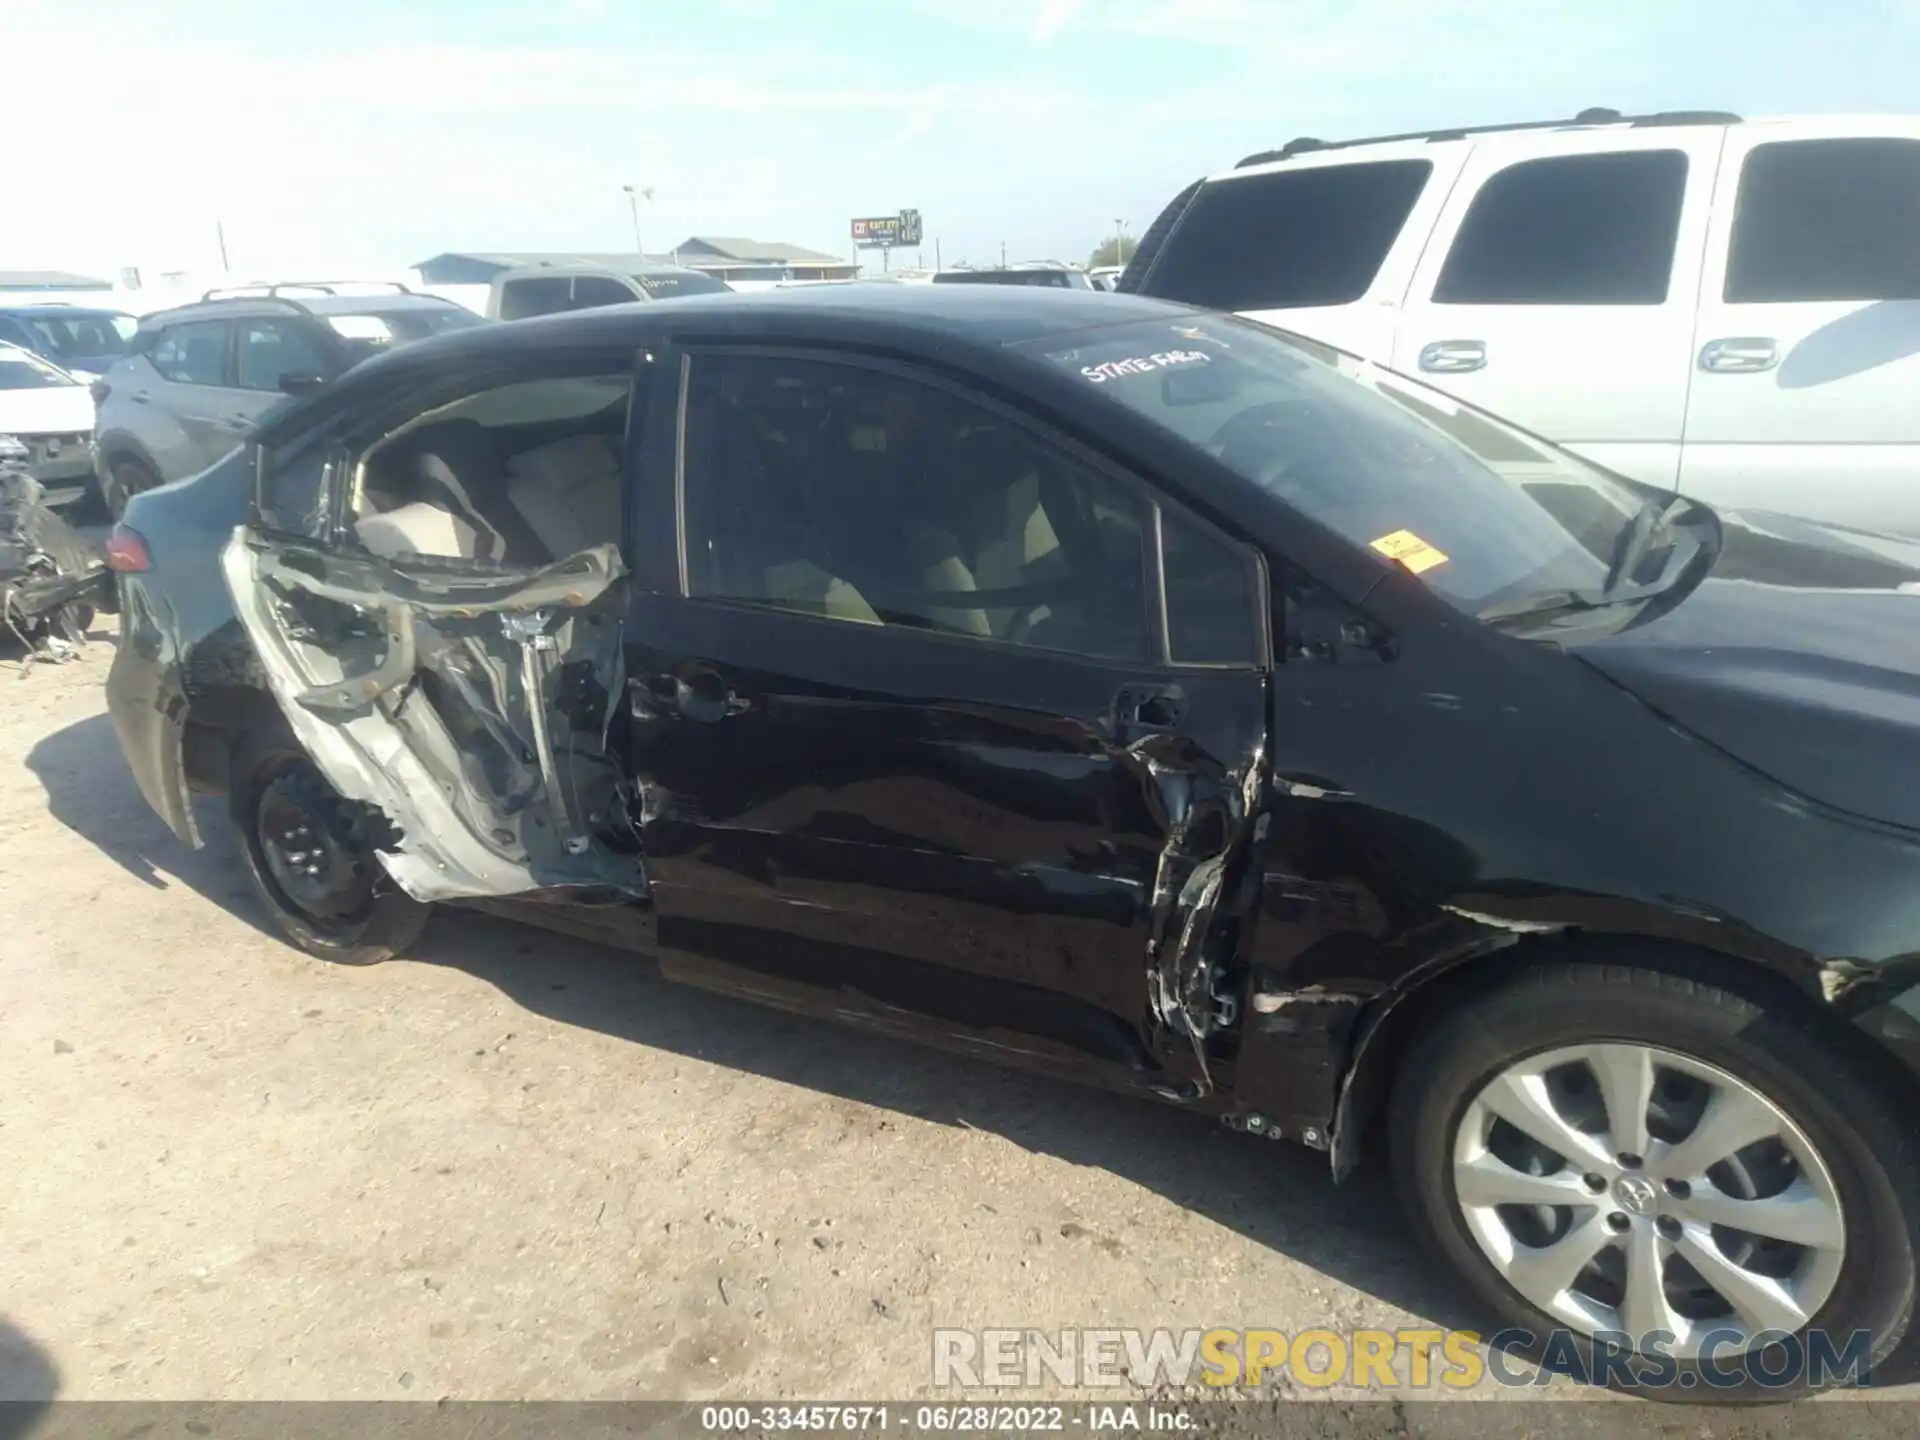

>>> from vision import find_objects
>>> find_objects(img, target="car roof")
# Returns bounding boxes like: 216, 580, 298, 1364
1217, 107, 1748, 180
494, 261, 716, 283
271, 286, 1201, 434
0, 303, 132, 319
138, 293, 468, 327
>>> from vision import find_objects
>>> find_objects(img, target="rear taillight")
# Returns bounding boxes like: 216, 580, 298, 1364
89, 379, 111, 405
105, 524, 150, 573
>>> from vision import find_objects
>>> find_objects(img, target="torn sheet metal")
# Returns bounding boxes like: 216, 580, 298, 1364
0, 448, 109, 671
1127, 730, 1269, 1098
223, 530, 640, 903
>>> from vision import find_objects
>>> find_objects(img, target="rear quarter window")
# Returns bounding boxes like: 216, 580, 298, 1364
1138, 160, 1432, 311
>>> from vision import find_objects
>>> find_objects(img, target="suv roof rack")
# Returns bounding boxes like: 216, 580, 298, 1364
199, 279, 414, 301
1236, 108, 1742, 167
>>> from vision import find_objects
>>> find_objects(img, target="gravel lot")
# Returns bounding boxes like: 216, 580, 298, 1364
1, 631, 1911, 1432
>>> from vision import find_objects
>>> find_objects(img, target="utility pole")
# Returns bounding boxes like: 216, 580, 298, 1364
1000, 240, 1007, 269
1114, 217, 1125, 261
935, 238, 943, 271
622, 184, 653, 257
216, 220, 231, 273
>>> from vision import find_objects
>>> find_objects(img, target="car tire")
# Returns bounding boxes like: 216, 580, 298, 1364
103, 457, 159, 521
1389, 955, 1918, 1401
231, 729, 431, 965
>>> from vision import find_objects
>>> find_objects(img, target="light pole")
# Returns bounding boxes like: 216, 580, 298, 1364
1113, 217, 1126, 264
622, 184, 653, 258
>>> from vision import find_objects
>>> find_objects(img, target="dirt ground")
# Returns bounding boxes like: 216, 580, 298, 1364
0, 632, 1909, 1426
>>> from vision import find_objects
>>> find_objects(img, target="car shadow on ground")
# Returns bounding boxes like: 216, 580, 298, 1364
28, 711, 1920, 1390
27, 711, 1465, 1338
0, 1314, 60, 1425
24, 709, 255, 903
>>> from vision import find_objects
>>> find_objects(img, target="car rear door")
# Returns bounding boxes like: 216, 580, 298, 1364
622, 345, 1272, 1093
1679, 120, 1920, 533
1388, 126, 1727, 489
223, 363, 647, 903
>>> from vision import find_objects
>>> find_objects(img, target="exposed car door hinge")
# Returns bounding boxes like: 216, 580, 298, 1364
500, 608, 590, 856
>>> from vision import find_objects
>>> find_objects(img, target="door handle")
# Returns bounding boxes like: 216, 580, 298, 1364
1113, 683, 1183, 734
223, 417, 253, 432
1418, 340, 1487, 374
1699, 337, 1778, 373
672, 667, 750, 724
130, 392, 150, 404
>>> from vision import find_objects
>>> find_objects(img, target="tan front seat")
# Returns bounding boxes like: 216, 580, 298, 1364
504, 435, 623, 560
356, 502, 478, 561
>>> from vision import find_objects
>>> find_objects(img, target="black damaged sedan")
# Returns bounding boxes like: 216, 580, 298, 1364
104, 285, 1920, 1397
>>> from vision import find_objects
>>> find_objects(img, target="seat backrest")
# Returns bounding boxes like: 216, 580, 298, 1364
410, 422, 508, 564
356, 501, 478, 561
504, 434, 623, 561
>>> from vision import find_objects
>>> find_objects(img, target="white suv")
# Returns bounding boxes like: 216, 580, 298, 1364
1125, 108, 1920, 534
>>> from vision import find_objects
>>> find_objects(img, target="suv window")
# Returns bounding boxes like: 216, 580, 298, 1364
682, 354, 1154, 663
1141, 160, 1431, 311
498, 275, 636, 321
1434, 150, 1688, 305
1725, 138, 1920, 303
148, 321, 230, 386
237, 319, 334, 392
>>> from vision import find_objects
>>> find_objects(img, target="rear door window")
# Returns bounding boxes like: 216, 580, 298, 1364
1139, 160, 1432, 310
680, 353, 1156, 664
147, 321, 231, 386
1724, 138, 1920, 302
498, 275, 637, 320
1433, 150, 1689, 305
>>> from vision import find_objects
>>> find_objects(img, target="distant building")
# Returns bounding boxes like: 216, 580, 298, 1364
0, 270, 113, 292
412, 239, 857, 288
666, 237, 856, 283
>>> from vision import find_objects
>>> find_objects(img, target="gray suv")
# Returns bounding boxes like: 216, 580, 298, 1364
91, 283, 485, 516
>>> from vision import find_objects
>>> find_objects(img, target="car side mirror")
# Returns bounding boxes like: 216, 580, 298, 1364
279, 373, 327, 397
1161, 363, 1239, 407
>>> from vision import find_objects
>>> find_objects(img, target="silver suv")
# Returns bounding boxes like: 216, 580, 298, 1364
91, 282, 485, 516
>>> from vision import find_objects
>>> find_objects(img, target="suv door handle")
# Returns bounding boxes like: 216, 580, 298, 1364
1699, 337, 1778, 373
1418, 340, 1486, 374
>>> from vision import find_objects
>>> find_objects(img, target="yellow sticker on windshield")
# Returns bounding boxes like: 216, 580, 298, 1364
1370, 529, 1449, 575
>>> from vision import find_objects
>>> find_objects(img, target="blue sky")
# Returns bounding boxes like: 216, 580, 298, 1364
9, 0, 1920, 279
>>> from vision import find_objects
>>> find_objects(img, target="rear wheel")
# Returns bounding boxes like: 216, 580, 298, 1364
1390, 957, 1919, 1399
102, 457, 159, 521
232, 732, 430, 965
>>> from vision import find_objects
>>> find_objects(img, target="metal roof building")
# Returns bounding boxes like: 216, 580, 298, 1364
0, 270, 114, 292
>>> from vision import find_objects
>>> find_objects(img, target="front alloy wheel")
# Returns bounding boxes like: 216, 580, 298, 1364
1392, 957, 1920, 1399
1453, 1042, 1845, 1358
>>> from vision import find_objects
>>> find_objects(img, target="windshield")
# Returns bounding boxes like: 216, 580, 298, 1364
1025, 314, 1669, 618
0, 346, 79, 390
10, 311, 136, 363
325, 307, 485, 363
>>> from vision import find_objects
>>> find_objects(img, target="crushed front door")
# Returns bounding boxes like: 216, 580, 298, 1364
223, 528, 641, 903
